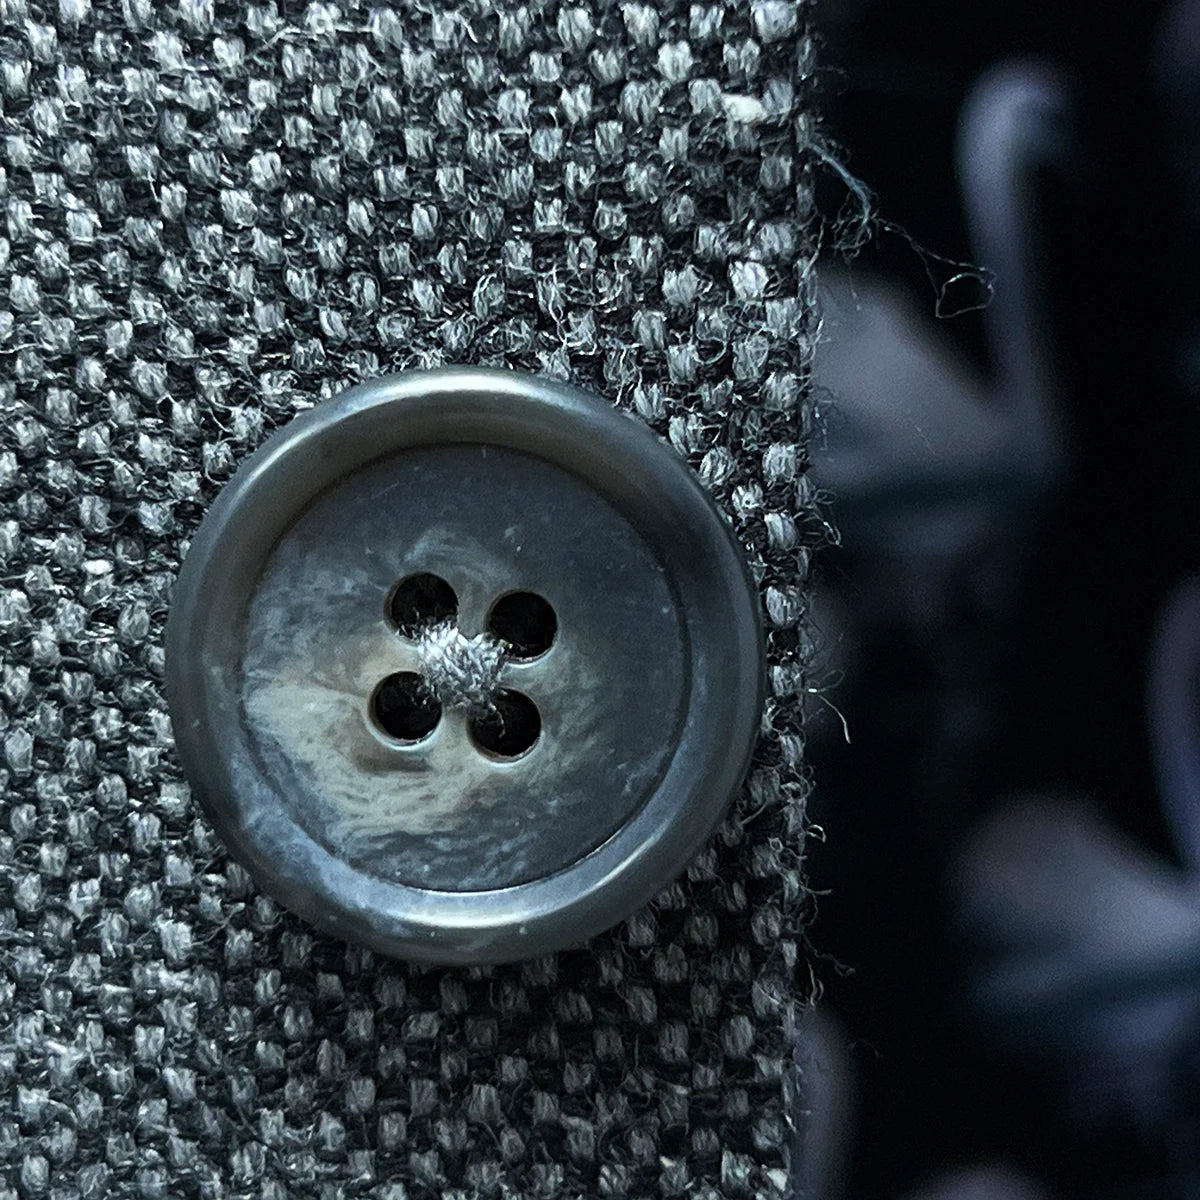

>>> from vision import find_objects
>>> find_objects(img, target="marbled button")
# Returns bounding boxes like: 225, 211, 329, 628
166, 370, 763, 964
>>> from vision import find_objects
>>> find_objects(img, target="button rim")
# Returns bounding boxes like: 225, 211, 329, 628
166, 368, 764, 963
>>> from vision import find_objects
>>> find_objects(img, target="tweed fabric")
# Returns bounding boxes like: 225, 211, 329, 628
0, 2, 818, 1197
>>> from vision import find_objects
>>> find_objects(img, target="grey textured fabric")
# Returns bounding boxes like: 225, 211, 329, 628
0, 2, 818, 1197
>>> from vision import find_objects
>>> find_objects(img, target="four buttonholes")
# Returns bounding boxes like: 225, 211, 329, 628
370, 572, 556, 759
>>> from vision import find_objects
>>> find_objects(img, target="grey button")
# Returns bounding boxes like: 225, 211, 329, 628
166, 370, 763, 964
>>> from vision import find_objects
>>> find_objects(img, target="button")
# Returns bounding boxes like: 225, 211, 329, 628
166, 370, 763, 964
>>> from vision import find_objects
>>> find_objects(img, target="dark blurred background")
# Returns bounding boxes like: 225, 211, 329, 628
803, 1, 1200, 1196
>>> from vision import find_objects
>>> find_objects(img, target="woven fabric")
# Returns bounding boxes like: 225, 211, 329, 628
0, 2, 818, 1197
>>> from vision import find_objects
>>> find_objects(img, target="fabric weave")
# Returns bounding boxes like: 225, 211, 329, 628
0, 2, 818, 1196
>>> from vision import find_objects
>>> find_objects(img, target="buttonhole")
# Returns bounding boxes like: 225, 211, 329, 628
486, 591, 557, 660
387, 572, 458, 638
370, 672, 441, 743
468, 689, 541, 759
